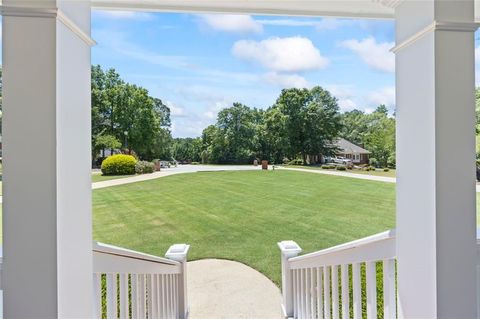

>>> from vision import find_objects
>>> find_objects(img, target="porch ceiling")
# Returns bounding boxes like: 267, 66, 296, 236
91, 0, 395, 19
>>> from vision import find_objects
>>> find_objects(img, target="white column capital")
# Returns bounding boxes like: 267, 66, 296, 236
1, 5, 96, 46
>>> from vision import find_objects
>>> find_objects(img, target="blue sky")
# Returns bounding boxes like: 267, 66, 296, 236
91, 11, 396, 137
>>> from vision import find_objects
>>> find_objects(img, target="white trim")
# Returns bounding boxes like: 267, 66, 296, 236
92, 0, 395, 19
391, 20, 479, 53
57, 10, 97, 47
372, 0, 404, 9
1, 6, 96, 47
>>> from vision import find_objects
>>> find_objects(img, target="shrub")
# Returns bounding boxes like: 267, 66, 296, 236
288, 159, 304, 165
329, 165, 336, 169
369, 157, 378, 168
321, 165, 331, 169
191, 162, 200, 165
383, 168, 390, 172
135, 161, 155, 174
101, 154, 136, 175
336, 165, 346, 171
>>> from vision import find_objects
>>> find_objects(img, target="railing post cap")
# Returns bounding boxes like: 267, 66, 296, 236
166, 243, 190, 262
278, 240, 302, 256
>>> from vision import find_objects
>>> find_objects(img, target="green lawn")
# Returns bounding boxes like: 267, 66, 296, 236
93, 170, 396, 285
91, 174, 135, 183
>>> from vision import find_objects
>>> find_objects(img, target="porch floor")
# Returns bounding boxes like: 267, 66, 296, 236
187, 259, 282, 319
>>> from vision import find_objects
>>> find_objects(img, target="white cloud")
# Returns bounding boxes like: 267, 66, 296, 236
198, 14, 263, 34
166, 101, 188, 118
94, 10, 153, 21
326, 85, 358, 111
340, 37, 395, 73
263, 72, 309, 89
232, 36, 329, 72
256, 19, 319, 27
366, 87, 396, 108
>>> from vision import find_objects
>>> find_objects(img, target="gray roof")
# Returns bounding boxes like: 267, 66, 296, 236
335, 138, 371, 154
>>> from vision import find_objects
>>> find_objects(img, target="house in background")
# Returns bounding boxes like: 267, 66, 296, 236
307, 138, 370, 165
335, 138, 370, 164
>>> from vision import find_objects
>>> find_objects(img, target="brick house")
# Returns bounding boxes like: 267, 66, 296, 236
335, 138, 370, 165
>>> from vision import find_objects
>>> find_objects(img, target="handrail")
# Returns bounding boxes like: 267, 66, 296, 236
289, 229, 395, 263
279, 230, 397, 319
93, 241, 179, 266
92, 242, 190, 319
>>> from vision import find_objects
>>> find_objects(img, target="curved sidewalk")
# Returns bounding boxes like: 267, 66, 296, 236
278, 166, 396, 183
187, 259, 282, 319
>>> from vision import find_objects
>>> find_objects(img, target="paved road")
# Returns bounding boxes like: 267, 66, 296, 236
187, 259, 282, 319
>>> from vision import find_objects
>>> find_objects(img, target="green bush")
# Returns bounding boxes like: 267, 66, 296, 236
321, 165, 331, 169
369, 157, 378, 168
288, 159, 304, 165
383, 168, 390, 172
135, 161, 155, 174
101, 154, 136, 175
191, 162, 200, 165
336, 165, 347, 171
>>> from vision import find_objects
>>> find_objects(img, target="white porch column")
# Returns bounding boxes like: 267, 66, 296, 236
393, 0, 478, 317
2, 1, 94, 318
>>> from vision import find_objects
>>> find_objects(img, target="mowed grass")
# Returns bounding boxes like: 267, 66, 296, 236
93, 170, 396, 285
91, 174, 135, 183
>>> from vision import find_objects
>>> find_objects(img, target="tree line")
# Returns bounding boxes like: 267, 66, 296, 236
173, 91, 396, 167
91, 65, 172, 163
91, 65, 396, 167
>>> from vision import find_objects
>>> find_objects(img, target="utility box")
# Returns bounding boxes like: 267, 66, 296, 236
253, 159, 258, 166
262, 160, 268, 170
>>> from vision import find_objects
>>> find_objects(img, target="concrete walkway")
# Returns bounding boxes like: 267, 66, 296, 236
278, 166, 396, 183
187, 259, 282, 319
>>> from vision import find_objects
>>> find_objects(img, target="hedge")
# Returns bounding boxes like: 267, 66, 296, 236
101, 154, 137, 175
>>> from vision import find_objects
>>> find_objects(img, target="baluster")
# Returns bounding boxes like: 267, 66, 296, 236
293, 269, 298, 318
383, 259, 396, 319
161, 274, 167, 319
93, 273, 102, 319
139, 274, 147, 318
296, 269, 301, 319
167, 274, 173, 319
317, 267, 324, 319
311, 268, 316, 318
106, 274, 118, 319
352, 263, 362, 319
332, 265, 339, 319
119, 274, 129, 319
131, 274, 139, 319
156, 275, 162, 319
306, 268, 311, 318
341, 265, 349, 319
151, 274, 159, 319
174, 274, 179, 319
324, 266, 331, 319
366, 262, 377, 319
146, 275, 153, 319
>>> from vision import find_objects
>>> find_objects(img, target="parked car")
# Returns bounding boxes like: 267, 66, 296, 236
160, 161, 171, 168
333, 156, 353, 165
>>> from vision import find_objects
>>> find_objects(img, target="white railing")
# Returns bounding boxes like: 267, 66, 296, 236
93, 242, 190, 319
278, 230, 396, 319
